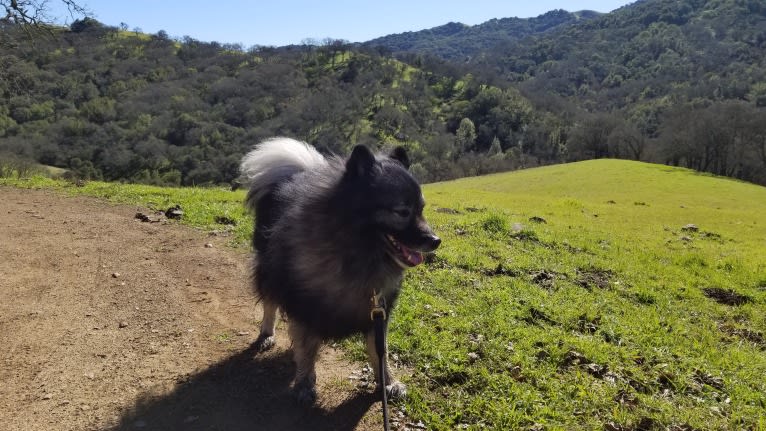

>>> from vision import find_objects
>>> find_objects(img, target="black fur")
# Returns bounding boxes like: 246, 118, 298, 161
252, 147, 432, 337
240, 138, 440, 401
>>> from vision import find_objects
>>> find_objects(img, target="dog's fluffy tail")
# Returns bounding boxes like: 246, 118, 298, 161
239, 137, 327, 211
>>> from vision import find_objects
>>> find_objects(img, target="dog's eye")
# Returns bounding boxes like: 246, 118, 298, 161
394, 208, 411, 219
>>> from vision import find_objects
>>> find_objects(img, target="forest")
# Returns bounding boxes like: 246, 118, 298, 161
1, 0, 766, 186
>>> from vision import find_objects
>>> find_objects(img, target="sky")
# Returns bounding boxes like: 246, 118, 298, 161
51, 0, 636, 47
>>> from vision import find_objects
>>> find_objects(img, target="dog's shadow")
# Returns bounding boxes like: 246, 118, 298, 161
109, 343, 376, 431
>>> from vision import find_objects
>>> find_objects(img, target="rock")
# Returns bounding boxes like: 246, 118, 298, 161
528, 216, 547, 224
111, 272, 120, 278
42, 393, 52, 400
435, 207, 461, 215
467, 352, 480, 362
165, 205, 183, 220
681, 223, 699, 232
214, 215, 236, 225
134, 212, 162, 223
204, 243, 213, 248
118, 321, 128, 328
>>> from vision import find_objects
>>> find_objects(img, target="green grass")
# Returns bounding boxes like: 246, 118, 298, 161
3, 159, 766, 429
393, 160, 766, 430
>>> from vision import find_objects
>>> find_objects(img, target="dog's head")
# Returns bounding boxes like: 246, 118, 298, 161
342, 145, 441, 268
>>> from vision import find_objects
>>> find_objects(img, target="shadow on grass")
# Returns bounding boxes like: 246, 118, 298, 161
110, 343, 375, 431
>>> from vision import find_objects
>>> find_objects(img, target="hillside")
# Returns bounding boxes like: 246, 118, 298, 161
363, 9, 601, 61
2, 0, 766, 189
3, 159, 765, 429
368, 0, 766, 186
406, 159, 766, 429
0, 19, 561, 185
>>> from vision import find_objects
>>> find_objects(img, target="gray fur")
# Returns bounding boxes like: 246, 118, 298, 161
240, 137, 440, 403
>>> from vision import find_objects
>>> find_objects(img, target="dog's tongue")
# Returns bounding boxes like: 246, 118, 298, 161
401, 245, 424, 266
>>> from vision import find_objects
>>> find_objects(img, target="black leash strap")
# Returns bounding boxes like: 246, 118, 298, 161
371, 293, 390, 431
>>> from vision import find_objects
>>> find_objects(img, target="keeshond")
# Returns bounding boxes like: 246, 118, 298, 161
239, 137, 441, 404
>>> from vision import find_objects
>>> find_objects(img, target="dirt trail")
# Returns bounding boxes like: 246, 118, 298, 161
0, 187, 382, 431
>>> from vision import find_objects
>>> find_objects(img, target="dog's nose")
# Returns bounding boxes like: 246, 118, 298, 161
428, 234, 441, 250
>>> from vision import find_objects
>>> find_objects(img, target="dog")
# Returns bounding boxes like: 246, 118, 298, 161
239, 137, 441, 404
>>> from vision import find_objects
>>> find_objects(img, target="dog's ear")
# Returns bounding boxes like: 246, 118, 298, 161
346, 145, 376, 178
389, 146, 410, 169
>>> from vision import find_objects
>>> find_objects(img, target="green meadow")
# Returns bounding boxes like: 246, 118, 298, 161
3, 159, 765, 430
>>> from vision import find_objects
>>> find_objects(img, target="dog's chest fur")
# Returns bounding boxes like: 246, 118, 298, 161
257, 169, 404, 339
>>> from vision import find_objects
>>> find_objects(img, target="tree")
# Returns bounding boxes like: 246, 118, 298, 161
455, 117, 477, 157
569, 113, 620, 160
2, 0, 87, 26
608, 122, 646, 160
487, 136, 503, 157
2, 0, 88, 45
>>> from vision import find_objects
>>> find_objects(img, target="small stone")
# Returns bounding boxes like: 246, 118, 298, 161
111, 272, 120, 278
467, 352, 480, 362
119, 321, 128, 328
204, 243, 213, 248
681, 224, 699, 232
165, 205, 183, 219
42, 393, 52, 400
236, 331, 250, 336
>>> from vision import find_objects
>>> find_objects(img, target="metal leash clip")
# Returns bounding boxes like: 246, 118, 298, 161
370, 291, 387, 321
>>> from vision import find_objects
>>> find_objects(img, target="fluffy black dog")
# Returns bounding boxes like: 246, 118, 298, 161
240, 138, 440, 403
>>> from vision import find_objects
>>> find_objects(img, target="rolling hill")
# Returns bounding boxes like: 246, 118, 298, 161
363, 9, 601, 61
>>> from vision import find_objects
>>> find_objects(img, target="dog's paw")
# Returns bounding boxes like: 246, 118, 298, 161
385, 381, 407, 399
252, 333, 275, 352
293, 380, 317, 405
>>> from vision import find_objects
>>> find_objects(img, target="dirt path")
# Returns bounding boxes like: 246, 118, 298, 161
0, 187, 383, 431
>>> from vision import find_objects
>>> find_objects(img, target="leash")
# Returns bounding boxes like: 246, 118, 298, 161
370, 291, 390, 431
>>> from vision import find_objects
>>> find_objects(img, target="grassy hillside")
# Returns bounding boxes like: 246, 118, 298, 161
3, 159, 765, 429
395, 160, 766, 429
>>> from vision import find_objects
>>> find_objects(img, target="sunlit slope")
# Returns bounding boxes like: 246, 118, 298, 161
425, 159, 766, 265
392, 159, 766, 429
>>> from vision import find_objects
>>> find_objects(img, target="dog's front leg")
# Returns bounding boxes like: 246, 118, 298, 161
365, 326, 407, 399
253, 299, 278, 351
289, 321, 321, 405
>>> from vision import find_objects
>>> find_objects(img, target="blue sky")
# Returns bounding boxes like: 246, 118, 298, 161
52, 1, 635, 47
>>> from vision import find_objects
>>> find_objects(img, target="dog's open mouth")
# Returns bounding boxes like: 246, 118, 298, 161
386, 234, 424, 267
